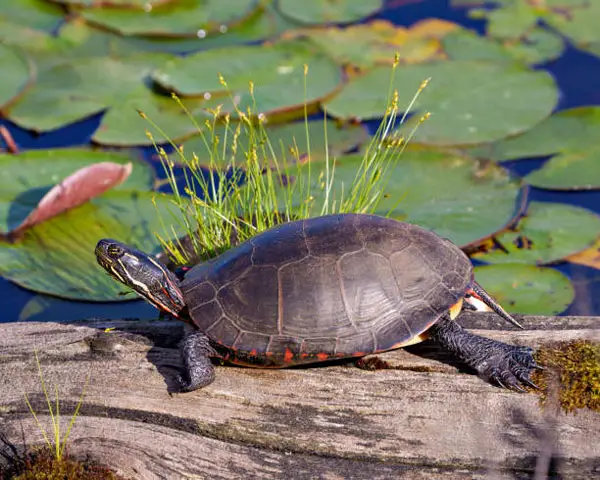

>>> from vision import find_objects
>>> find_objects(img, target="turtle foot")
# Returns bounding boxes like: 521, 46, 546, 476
176, 330, 217, 393
475, 345, 539, 392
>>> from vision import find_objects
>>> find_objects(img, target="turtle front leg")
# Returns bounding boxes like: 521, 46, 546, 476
176, 330, 217, 392
428, 315, 539, 390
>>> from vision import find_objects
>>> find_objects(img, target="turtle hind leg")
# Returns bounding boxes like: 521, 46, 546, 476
428, 315, 539, 391
176, 330, 217, 392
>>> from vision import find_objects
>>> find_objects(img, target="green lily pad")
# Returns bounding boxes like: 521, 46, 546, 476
456, 0, 600, 51
472, 202, 600, 265
171, 119, 369, 168
442, 27, 564, 66
277, 0, 383, 25
485, 0, 537, 40
545, 2, 600, 46
80, 0, 258, 37
55, 0, 173, 6
92, 90, 207, 146
524, 148, 600, 191
0, 191, 184, 301
5, 53, 209, 144
468, 107, 600, 162
294, 20, 444, 69
265, 149, 522, 247
0, 148, 154, 233
0, 0, 64, 33
501, 28, 565, 65
325, 61, 558, 146
0, 44, 33, 109
6, 53, 166, 131
473, 264, 574, 315
152, 40, 342, 118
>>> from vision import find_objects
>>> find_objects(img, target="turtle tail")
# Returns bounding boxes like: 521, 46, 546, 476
469, 282, 523, 329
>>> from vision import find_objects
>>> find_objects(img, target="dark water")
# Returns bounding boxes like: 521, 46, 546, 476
1, 0, 599, 323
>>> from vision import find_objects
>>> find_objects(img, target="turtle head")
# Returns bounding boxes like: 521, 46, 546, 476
95, 239, 186, 318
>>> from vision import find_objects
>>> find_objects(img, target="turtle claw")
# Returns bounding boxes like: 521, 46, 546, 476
476, 344, 539, 392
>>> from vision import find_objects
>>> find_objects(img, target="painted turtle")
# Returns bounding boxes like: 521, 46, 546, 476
95, 213, 538, 392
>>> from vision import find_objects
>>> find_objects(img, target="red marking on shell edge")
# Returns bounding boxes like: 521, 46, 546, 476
316, 353, 329, 362
249, 349, 257, 357
352, 352, 366, 357
284, 348, 294, 363
300, 352, 309, 359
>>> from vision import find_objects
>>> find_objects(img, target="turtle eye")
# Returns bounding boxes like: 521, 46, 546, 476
107, 245, 124, 258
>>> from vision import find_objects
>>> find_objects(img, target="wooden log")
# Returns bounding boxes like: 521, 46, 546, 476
0, 312, 598, 479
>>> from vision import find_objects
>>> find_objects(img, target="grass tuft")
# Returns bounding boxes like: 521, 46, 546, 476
143, 62, 428, 264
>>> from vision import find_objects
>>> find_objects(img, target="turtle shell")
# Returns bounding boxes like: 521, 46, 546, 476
180, 213, 473, 366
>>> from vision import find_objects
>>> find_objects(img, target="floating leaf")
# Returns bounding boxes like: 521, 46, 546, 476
442, 27, 564, 66
485, 1, 537, 40
55, 0, 173, 6
5, 53, 209, 144
0, 148, 153, 233
80, 0, 258, 37
472, 202, 600, 265
473, 264, 574, 315
287, 20, 447, 69
469, 107, 600, 162
171, 119, 368, 168
524, 147, 600, 191
8, 162, 133, 237
0, 45, 33, 110
566, 237, 600, 270
266, 149, 522, 248
92, 90, 207, 146
0, 191, 184, 301
0, 0, 64, 33
325, 61, 558, 146
501, 28, 564, 65
7, 54, 168, 131
152, 40, 342, 118
277, 0, 383, 25
456, 0, 600, 51
544, 2, 600, 47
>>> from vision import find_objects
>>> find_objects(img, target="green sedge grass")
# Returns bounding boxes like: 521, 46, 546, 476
22, 351, 89, 462
143, 56, 429, 264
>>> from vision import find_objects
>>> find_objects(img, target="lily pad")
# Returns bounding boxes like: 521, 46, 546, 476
7, 53, 168, 131
0, 191, 184, 301
171, 119, 369, 168
92, 91, 207, 146
277, 0, 383, 25
442, 27, 564, 66
0, 148, 154, 233
325, 60, 558, 146
0, 44, 33, 109
5, 53, 208, 144
0, 0, 64, 32
290, 20, 446, 69
152, 40, 342, 118
265, 149, 522, 247
473, 264, 574, 315
472, 202, 600, 265
55, 0, 173, 6
524, 147, 600, 191
456, 0, 600, 51
469, 107, 600, 162
566, 237, 600, 270
80, 0, 258, 37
